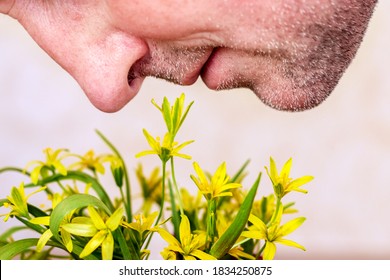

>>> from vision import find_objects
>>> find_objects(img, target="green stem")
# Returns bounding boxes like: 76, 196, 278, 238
206, 199, 217, 251
155, 160, 167, 226
96, 129, 132, 221
168, 180, 180, 239
0, 167, 30, 176
143, 160, 167, 255
256, 242, 266, 259
170, 159, 184, 215
268, 197, 282, 226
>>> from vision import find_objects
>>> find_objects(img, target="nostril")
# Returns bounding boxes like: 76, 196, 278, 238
127, 69, 137, 84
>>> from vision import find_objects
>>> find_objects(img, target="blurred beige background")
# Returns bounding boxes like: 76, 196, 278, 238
1, 2, 390, 259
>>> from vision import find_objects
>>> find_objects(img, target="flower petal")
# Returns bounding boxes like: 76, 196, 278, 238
106, 207, 124, 231
241, 230, 265, 240
102, 232, 114, 260
30, 216, 51, 226
276, 239, 306, 251
79, 230, 106, 258
157, 228, 181, 248
62, 223, 98, 237
287, 176, 313, 192
179, 215, 191, 246
53, 161, 67, 176
61, 228, 73, 252
263, 241, 277, 260
36, 229, 53, 252
280, 158, 292, 180
280, 217, 306, 236
88, 206, 106, 230
248, 214, 267, 232
191, 249, 217, 260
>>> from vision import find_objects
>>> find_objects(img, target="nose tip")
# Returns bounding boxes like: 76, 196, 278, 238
55, 31, 149, 113
83, 75, 145, 113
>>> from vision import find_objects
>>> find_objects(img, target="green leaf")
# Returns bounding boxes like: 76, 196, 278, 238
0, 238, 39, 260
0, 226, 28, 242
25, 171, 115, 212
230, 159, 250, 183
210, 172, 261, 259
0, 237, 98, 260
50, 194, 111, 241
114, 228, 140, 260
15, 216, 47, 235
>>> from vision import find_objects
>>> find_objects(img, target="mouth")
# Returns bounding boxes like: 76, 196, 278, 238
127, 45, 215, 87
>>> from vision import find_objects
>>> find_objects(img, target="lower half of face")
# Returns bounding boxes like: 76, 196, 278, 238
122, 0, 378, 112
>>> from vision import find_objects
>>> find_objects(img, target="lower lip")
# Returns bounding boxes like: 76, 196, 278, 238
200, 48, 224, 90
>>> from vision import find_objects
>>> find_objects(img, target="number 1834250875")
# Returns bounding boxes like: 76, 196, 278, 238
212, 266, 272, 276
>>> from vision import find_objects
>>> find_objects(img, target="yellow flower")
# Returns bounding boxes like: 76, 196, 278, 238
123, 211, 158, 242
157, 215, 216, 260
62, 206, 124, 260
190, 162, 242, 201
136, 130, 194, 163
68, 149, 108, 174
241, 214, 306, 260
30, 193, 74, 253
265, 157, 313, 199
1, 182, 46, 221
25, 148, 69, 184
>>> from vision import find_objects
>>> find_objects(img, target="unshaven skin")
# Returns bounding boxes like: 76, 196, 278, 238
0, 0, 377, 112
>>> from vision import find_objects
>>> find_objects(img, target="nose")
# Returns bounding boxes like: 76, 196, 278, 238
69, 32, 149, 112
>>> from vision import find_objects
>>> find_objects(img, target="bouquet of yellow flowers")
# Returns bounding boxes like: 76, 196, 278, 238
0, 94, 313, 260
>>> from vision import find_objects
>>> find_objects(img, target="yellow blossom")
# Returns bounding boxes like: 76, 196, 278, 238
62, 206, 124, 260
136, 130, 193, 163
68, 150, 108, 174
265, 157, 313, 199
123, 211, 158, 242
30, 193, 74, 253
25, 148, 69, 184
157, 215, 216, 260
190, 162, 242, 201
1, 182, 46, 221
241, 213, 306, 260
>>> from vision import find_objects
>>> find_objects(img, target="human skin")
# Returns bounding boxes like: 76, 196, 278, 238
0, 0, 377, 112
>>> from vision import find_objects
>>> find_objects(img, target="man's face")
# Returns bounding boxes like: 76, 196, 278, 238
1, 0, 377, 112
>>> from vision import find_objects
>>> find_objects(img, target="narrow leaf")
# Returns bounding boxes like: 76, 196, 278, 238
230, 159, 250, 183
114, 228, 139, 260
50, 194, 111, 241
0, 226, 28, 242
210, 172, 261, 259
0, 238, 40, 260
